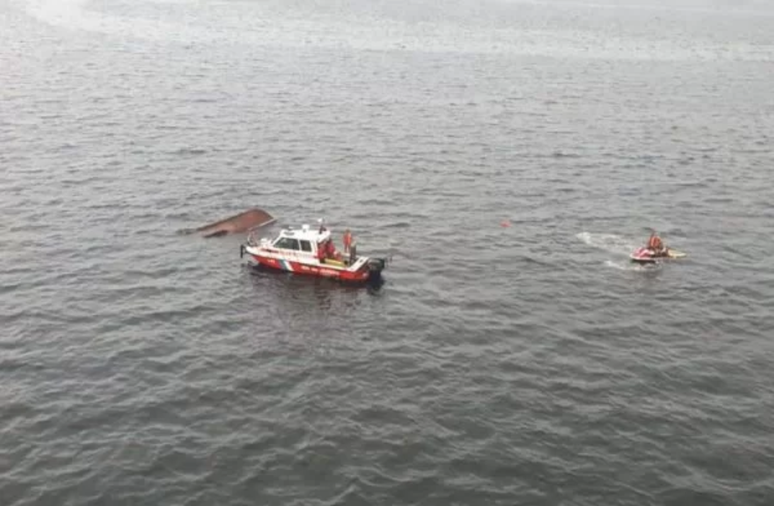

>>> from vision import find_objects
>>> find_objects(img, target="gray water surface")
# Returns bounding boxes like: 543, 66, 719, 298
2, 0, 774, 504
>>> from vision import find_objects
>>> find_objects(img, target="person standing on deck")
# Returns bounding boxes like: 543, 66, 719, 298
317, 241, 325, 262
343, 229, 352, 254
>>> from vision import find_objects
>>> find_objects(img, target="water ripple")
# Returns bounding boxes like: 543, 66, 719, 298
2, 0, 774, 505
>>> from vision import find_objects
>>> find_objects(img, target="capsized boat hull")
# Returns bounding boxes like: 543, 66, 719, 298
179, 208, 275, 238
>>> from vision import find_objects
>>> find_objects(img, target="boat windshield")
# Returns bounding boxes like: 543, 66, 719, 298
273, 237, 300, 250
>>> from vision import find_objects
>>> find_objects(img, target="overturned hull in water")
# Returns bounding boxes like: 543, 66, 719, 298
180, 208, 275, 238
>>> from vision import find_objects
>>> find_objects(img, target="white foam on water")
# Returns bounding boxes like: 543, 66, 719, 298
22, 0, 774, 61
579, 233, 664, 272
576, 232, 640, 257
604, 259, 626, 270
25, 0, 87, 28
24, 0, 216, 43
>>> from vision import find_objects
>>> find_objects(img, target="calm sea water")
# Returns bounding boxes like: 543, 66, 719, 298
2, 0, 774, 504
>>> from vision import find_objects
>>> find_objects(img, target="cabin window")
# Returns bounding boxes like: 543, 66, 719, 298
274, 237, 300, 250
300, 240, 312, 252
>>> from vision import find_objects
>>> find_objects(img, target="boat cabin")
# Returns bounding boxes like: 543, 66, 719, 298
260, 223, 351, 264
240, 220, 384, 280
266, 224, 328, 254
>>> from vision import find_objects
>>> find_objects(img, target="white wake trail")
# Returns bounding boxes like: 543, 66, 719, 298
576, 232, 640, 256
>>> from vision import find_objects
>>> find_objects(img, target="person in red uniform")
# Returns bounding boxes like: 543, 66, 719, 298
317, 240, 327, 262
647, 231, 666, 256
324, 239, 342, 261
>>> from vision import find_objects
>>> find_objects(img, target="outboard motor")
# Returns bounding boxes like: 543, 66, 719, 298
368, 258, 386, 272
366, 257, 387, 285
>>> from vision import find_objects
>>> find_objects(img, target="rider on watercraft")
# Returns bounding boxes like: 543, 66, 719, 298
647, 231, 667, 256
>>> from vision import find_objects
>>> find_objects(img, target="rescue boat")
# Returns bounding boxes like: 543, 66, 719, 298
239, 223, 387, 283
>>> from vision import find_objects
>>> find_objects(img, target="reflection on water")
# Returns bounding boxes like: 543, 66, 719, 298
246, 263, 385, 308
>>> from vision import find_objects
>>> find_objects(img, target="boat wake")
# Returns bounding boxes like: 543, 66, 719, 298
576, 232, 638, 256
26, 0, 100, 31
577, 232, 658, 271
24, 0, 208, 43
21, 0, 774, 61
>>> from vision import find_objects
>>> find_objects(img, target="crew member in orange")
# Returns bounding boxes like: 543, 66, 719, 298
343, 229, 352, 254
647, 231, 665, 255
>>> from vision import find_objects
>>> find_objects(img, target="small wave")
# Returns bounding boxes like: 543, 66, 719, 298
172, 148, 208, 156
604, 259, 659, 272
383, 222, 411, 229
551, 151, 581, 159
